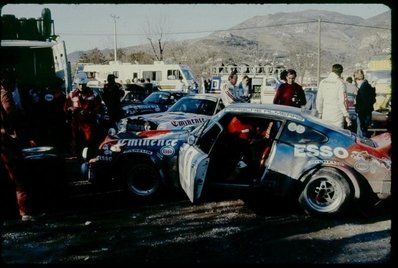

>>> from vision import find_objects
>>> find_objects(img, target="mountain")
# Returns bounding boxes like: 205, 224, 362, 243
67, 9, 391, 79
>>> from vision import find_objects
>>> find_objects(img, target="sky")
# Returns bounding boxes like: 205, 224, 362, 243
1, 3, 391, 53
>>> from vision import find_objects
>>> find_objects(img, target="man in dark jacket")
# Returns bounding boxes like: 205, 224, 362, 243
102, 74, 124, 128
354, 69, 376, 137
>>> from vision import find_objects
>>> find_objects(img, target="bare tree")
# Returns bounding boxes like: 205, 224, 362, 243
79, 48, 107, 64
144, 15, 170, 61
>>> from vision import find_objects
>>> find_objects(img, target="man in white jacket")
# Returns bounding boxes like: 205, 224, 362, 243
316, 64, 351, 128
221, 71, 246, 106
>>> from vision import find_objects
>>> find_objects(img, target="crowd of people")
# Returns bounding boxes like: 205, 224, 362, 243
0, 70, 127, 223
221, 64, 376, 138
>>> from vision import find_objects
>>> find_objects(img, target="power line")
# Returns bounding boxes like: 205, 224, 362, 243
59, 19, 390, 37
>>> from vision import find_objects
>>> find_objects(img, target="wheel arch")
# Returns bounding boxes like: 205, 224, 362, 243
299, 164, 361, 200
113, 152, 166, 183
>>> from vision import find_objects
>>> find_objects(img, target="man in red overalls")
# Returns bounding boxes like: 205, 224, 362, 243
0, 69, 33, 222
64, 78, 102, 160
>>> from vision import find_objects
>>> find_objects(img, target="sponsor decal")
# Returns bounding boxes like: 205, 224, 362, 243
294, 144, 349, 158
119, 139, 178, 147
354, 160, 370, 172
103, 149, 112, 155
287, 122, 306, 133
350, 151, 391, 172
226, 107, 305, 121
308, 160, 344, 166
96, 155, 112, 161
160, 146, 175, 156
44, 94, 54, 102
170, 117, 207, 127
124, 149, 153, 155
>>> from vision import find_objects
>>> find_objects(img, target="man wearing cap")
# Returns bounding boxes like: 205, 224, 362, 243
64, 77, 102, 159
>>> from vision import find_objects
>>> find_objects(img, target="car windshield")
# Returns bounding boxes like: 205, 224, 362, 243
168, 97, 217, 115
181, 68, 195, 80
143, 92, 171, 104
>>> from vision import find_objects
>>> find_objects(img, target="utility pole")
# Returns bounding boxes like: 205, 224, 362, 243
110, 14, 119, 62
317, 17, 321, 87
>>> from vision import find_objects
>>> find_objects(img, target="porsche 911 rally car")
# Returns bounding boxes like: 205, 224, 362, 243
82, 103, 391, 217
117, 93, 224, 132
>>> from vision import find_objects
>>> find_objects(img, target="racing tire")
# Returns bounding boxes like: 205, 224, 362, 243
123, 162, 162, 199
298, 168, 352, 217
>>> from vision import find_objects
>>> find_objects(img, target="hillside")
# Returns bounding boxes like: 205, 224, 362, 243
67, 9, 391, 81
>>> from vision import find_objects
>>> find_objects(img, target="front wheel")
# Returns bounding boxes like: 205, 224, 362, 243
123, 162, 162, 199
298, 168, 352, 217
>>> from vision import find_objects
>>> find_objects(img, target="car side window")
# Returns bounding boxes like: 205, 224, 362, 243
280, 121, 328, 144
197, 121, 223, 154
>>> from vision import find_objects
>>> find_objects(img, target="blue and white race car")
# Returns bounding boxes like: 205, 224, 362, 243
117, 94, 224, 132
82, 103, 391, 217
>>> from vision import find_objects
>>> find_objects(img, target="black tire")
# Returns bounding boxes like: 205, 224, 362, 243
123, 162, 162, 199
298, 168, 352, 217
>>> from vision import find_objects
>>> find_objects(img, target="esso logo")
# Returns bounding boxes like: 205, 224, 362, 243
160, 146, 175, 156
294, 144, 349, 159
44, 94, 54, 102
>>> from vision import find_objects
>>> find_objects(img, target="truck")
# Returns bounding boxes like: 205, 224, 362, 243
81, 60, 197, 91
365, 53, 391, 113
1, 7, 73, 93
209, 63, 284, 103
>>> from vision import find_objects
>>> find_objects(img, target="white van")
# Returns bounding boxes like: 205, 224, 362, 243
81, 61, 197, 91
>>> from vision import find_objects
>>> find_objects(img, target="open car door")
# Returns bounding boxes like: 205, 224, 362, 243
178, 143, 209, 203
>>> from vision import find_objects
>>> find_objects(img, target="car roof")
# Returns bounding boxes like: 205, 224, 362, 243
224, 103, 354, 136
180, 93, 222, 101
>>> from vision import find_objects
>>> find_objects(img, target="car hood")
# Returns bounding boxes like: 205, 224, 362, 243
120, 112, 210, 131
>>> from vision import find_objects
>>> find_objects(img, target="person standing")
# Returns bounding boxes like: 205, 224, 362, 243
344, 76, 358, 108
238, 75, 251, 100
354, 69, 376, 137
0, 69, 34, 222
273, 69, 306, 108
64, 77, 102, 159
221, 71, 247, 106
316, 64, 351, 128
102, 74, 124, 128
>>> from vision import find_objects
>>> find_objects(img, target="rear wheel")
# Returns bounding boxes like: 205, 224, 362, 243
123, 163, 162, 199
299, 168, 352, 217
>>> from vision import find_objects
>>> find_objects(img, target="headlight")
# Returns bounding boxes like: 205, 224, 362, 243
82, 147, 89, 160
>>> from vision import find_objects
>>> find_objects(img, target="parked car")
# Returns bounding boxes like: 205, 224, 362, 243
82, 103, 391, 217
117, 93, 225, 132
121, 90, 188, 117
